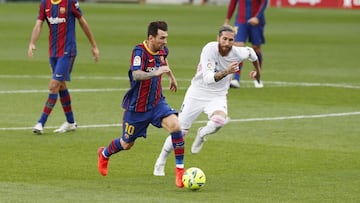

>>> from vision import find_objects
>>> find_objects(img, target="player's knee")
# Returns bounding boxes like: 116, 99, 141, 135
162, 114, 181, 132
211, 115, 226, 128
49, 80, 61, 93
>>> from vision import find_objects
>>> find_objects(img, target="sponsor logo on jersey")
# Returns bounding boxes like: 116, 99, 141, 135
47, 17, 66, 24
146, 66, 158, 72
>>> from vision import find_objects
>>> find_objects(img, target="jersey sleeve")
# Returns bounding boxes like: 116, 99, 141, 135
130, 46, 146, 71
71, 0, 83, 18
233, 46, 258, 62
159, 46, 169, 66
244, 46, 258, 62
37, 0, 46, 21
200, 43, 217, 85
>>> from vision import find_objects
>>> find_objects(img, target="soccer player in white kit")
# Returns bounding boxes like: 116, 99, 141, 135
153, 25, 261, 176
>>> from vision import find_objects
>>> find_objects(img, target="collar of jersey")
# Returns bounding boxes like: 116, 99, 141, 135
51, 0, 62, 4
143, 40, 158, 55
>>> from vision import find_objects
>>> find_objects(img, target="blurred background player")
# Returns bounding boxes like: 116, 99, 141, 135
224, 0, 268, 88
97, 21, 185, 188
153, 25, 261, 176
28, 0, 99, 134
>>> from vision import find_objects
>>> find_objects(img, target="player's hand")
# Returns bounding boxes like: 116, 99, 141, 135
247, 17, 259, 26
92, 47, 99, 62
156, 66, 171, 76
28, 44, 36, 59
249, 70, 260, 81
228, 62, 239, 73
169, 79, 177, 92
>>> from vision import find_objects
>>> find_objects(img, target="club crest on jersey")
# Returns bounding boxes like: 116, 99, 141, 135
60, 7, 66, 14
133, 56, 141, 66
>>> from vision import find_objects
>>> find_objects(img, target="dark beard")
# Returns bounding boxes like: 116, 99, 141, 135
219, 45, 231, 56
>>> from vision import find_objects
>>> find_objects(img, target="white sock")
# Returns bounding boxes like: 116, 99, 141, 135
156, 135, 173, 165
176, 164, 184, 169
199, 116, 226, 138
199, 121, 217, 138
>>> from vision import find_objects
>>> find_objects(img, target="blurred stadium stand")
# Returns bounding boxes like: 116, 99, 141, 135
0, 0, 230, 4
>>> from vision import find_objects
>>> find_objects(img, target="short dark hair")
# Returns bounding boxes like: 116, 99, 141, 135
148, 21, 168, 37
218, 25, 235, 36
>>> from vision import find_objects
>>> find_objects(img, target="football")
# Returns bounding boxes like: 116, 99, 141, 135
182, 167, 206, 190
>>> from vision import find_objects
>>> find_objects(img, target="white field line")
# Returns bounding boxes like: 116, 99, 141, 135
1, 74, 360, 94
1, 111, 359, 131
1, 75, 359, 131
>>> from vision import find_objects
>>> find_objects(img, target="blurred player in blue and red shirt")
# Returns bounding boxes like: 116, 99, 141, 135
28, 0, 99, 134
97, 21, 185, 188
224, 0, 267, 88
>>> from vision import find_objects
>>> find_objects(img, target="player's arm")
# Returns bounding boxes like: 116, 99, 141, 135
246, 47, 261, 81
28, 19, 43, 58
78, 16, 99, 62
164, 59, 178, 92
214, 62, 239, 82
202, 59, 237, 83
224, 0, 237, 25
132, 66, 170, 81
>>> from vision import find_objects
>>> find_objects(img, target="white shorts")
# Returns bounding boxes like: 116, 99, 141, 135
178, 95, 227, 130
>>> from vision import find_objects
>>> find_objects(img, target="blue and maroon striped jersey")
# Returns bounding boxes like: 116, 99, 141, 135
37, 0, 82, 57
226, 0, 268, 24
122, 41, 169, 112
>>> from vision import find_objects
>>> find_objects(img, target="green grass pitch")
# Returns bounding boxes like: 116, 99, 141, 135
0, 2, 359, 202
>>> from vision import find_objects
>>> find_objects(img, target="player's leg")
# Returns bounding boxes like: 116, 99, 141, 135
54, 56, 78, 133
153, 101, 185, 187
97, 111, 148, 176
33, 58, 61, 134
161, 113, 185, 188
154, 97, 203, 176
153, 129, 188, 176
98, 137, 134, 176
191, 97, 228, 154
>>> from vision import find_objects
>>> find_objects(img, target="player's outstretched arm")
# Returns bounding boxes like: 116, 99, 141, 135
132, 66, 170, 81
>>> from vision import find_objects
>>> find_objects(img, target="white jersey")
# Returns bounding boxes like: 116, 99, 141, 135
187, 41, 258, 98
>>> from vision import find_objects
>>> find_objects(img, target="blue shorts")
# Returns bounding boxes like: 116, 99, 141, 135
121, 99, 178, 143
50, 55, 76, 82
234, 22, 265, 46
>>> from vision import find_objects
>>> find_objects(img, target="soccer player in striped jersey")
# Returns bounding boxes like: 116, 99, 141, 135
153, 25, 261, 177
224, 0, 267, 88
28, 0, 99, 134
97, 21, 185, 188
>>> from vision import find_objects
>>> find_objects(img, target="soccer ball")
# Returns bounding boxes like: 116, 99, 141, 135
182, 167, 206, 190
